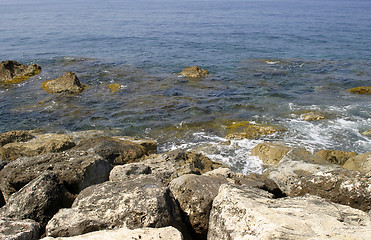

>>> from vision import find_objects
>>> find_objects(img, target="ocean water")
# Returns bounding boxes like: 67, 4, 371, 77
1, 0, 370, 173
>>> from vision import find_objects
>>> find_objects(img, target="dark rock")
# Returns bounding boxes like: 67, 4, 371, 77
45, 177, 187, 238
0, 150, 112, 202
42, 72, 86, 94
74, 136, 147, 165
0, 60, 41, 84
0, 218, 40, 240
0, 173, 72, 228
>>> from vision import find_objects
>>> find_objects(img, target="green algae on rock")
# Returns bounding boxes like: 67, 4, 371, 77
225, 121, 280, 140
179, 65, 209, 78
348, 86, 371, 94
42, 72, 86, 94
0, 60, 41, 84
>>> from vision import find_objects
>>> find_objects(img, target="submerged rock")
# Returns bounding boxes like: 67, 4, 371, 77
301, 111, 327, 121
208, 184, 371, 240
180, 65, 209, 78
0, 60, 41, 84
225, 121, 280, 140
343, 152, 371, 173
42, 72, 86, 94
0, 173, 72, 228
45, 177, 186, 238
314, 149, 357, 166
0, 150, 112, 201
0, 218, 40, 240
42, 226, 183, 240
348, 86, 371, 94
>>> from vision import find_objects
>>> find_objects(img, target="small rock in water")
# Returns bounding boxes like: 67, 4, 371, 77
362, 129, 371, 136
301, 111, 327, 121
348, 86, 371, 94
42, 72, 86, 94
225, 121, 280, 140
108, 83, 121, 92
0, 60, 41, 84
180, 65, 209, 78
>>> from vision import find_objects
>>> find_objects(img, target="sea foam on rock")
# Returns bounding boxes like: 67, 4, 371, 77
0, 60, 41, 84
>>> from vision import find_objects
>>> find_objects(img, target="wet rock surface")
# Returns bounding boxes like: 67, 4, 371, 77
180, 65, 209, 78
314, 149, 357, 166
42, 72, 86, 94
0, 60, 41, 84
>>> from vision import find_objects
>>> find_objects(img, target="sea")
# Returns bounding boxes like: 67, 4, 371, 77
1, 0, 370, 173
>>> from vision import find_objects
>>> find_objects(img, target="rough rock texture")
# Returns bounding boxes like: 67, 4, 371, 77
169, 174, 228, 239
343, 152, 371, 172
0, 130, 36, 147
180, 65, 209, 78
362, 129, 371, 136
42, 72, 86, 94
108, 84, 121, 93
314, 149, 358, 166
117, 136, 157, 154
348, 86, 371, 94
301, 111, 327, 121
42, 227, 183, 240
0, 134, 76, 161
0, 218, 40, 240
208, 184, 371, 240
0, 151, 112, 201
0, 173, 72, 228
250, 142, 292, 165
109, 150, 224, 184
45, 177, 186, 238
0, 60, 41, 84
267, 151, 371, 212
225, 121, 280, 140
74, 136, 147, 165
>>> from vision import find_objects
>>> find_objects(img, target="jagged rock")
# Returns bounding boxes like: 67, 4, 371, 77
250, 142, 292, 165
0, 133, 76, 161
266, 151, 370, 212
180, 65, 209, 78
225, 121, 280, 140
314, 149, 357, 166
343, 152, 371, 172
348, 86, 371, 94
0, 173, 72, 228
208, 184, 371, 240
0, 130, 36, 147
169, 174, 228, 239
108, 84, 121, 93
42, 226, 183, 240
45, 177, 186, 238
0, 151, 112, 201
118, 136, 157, 154
42, 72, 86, 94
301, 111, 327, 121
109, 150, 224, 185
0, 218, 40, 240
74, 136, 147, 165
0, 60, 41, 84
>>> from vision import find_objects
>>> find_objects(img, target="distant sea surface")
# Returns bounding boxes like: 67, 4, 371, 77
1, 0, 370, 173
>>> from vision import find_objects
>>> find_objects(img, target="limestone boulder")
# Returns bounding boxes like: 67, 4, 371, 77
250, 142, 292, 165
45, 177, 186, 238
0, 173, 72, 228
180, 65, 209, 78
208, 184, 371, 240
74, 136, 147, 165
42, 227, 183, 240
225, 121, 280, 140
118, 136, 157, 154
348, 86, 371, 94
0, 133, 76, 161
0, 130, 36, 147
343, 152, 371, 173
42, 72, 86, 94
300, 111, 327, 121
0, 218, 40, 240
109, 150, 224, 184
0, 60, 41, 84
0, 150, 112, 201
314, 149, 357, 166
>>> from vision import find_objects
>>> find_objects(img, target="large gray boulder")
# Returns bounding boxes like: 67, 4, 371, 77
109, 150, 225, 185
42, 226, 183, 240
45, 177, 187, 238
42, 72, 86, 94
0, 173, 72, 228
208, 184, 371, 240
0, 218, 40, 240
0, 150, 112, 201
0, 60, 41, 84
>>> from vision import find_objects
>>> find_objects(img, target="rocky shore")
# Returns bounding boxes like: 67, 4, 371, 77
0, 129, 370, 240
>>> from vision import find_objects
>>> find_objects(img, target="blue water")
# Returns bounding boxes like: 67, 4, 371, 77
1, 0, 370, 172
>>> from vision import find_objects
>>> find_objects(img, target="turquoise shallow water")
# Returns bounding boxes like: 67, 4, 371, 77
1, 0, 370, 173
